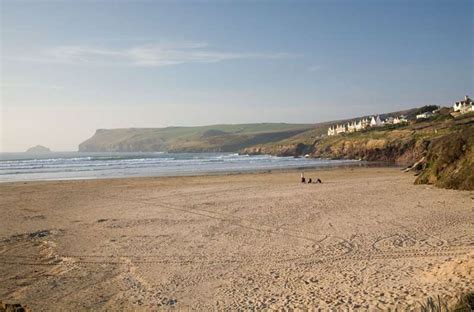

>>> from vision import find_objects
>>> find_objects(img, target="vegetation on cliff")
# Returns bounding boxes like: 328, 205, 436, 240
414, 123, 473, 190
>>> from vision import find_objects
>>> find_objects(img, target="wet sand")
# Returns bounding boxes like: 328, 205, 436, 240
0, 167, 472, 310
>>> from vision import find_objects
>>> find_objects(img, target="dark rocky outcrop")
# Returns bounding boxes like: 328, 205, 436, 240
0, 301, 31, 312
242, 143, 313, 157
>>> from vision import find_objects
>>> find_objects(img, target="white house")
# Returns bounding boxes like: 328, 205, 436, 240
453, 95, 473, 114
393, 116, 408, 124
361, 118, 370, 129
327, 126, 336, 136
370, 116, 383, 127
336, 124, 346, 134
416, 111, 433, 119
347, 121, 357, 133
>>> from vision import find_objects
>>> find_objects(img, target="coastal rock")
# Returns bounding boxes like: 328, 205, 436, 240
25, 145, 51, 153
311, 137, 424, 164
241, 143, 312, 157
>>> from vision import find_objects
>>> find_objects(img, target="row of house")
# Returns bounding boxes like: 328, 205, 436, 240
327, 95, 472, 137
327, 115, 406, 136
453, 95, 473, 114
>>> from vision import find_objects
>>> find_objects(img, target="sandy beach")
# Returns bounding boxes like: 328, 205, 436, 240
0, 167, 472, 310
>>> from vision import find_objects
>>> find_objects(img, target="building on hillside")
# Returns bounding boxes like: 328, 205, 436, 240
361, 118, 370, 129
384, 117, 394, 124
347, 121, 357, 133
453, 95, 473, 114
370, 115, 383, 127
328, 126, 336, 136
336, 124, 347, 134
387, 116, 408, 125
416, 111, 433, 119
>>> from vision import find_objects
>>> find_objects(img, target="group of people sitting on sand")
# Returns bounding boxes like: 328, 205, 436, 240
300, 172, 322, 184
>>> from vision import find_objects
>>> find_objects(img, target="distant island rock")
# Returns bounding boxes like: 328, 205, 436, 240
26, 145, 51, 153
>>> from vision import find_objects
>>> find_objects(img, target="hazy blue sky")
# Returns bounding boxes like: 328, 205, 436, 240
1, 0, 473, 152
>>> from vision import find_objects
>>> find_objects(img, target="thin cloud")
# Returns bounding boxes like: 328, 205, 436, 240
308, 65, 321, 72
12, 43, 295, 67
0, 82, 63, 90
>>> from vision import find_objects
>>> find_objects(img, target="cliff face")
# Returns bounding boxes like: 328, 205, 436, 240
243, 143, 313, 157
242, 128, 428, 164
241, 112, 474, 190
310, 133, 427, 164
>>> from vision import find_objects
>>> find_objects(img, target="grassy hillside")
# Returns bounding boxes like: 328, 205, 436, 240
414, 122, 473, 190
78, 123, 317, 152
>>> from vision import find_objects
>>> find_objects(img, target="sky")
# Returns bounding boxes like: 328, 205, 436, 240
1, 0, 473, 152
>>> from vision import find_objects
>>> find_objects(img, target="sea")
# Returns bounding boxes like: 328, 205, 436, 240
0, 152, 362, 183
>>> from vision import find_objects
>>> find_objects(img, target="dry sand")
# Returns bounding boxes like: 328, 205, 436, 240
0, 167, 472, 310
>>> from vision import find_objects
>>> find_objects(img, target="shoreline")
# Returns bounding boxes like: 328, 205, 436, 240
0, 159, 402, 184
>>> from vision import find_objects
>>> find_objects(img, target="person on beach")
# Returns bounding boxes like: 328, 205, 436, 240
308, 178, 312, 184
317, 178, 322, 183
301, 172, 306, 183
